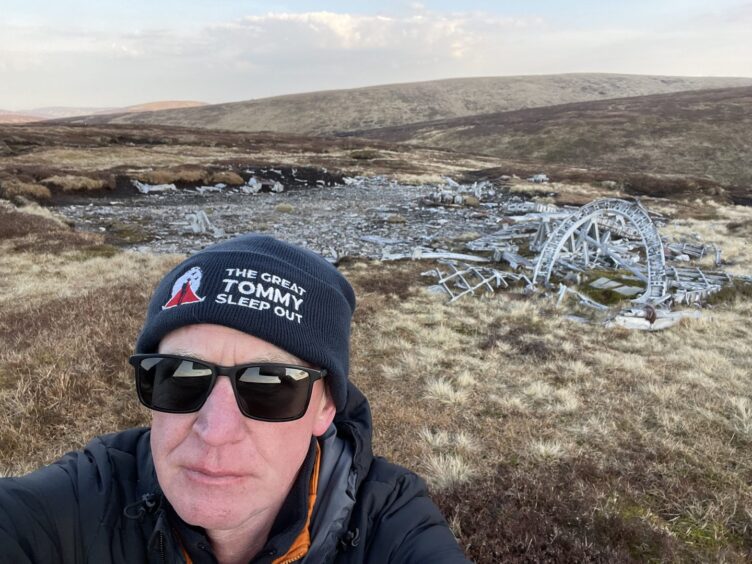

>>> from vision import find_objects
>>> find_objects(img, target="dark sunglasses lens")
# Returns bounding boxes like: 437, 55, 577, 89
136, 357, 213, 412
235, 366, 312, 420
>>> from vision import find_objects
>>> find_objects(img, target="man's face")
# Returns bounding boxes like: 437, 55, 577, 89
151, 323, 335, 532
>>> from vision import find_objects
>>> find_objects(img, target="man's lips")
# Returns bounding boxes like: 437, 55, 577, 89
183, 466, 248, 484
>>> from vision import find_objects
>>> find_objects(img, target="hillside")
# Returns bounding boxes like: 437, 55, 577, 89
62, 74, 752, 136
350, 85, 752, 189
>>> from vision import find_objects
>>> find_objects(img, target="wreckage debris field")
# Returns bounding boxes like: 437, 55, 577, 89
56, 174, 752, 327
54, 176, 509, 260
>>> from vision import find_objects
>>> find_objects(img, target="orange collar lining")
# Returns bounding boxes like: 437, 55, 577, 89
272, 441, 321, 564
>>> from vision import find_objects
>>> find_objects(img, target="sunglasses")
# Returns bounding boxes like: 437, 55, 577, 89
129, 354, 326, 422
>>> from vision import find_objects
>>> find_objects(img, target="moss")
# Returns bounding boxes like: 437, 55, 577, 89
578, 286, 629, 306
668, 517, 734, 551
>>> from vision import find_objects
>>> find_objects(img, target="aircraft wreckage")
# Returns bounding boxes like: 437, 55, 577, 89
408, 182, 750, 330
122, 173, 747, 330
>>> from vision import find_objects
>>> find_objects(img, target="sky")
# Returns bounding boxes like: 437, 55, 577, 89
1, 0, 751, 110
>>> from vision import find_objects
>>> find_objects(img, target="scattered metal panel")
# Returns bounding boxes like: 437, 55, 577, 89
528, 174, 550, 183
132, 180, 176, 194
185, 210, 224, 238
422, 261, 529, 302
383, 248, 491, 263
590, 278, 621, 289
606, 309, 702, 331
612, 286, 645, 297
498, 251, 534, 270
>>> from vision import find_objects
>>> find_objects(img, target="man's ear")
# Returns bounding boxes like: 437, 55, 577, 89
312, 382, 336, 436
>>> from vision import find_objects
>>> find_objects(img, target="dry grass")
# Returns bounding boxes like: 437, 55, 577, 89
0, 179, 51, 201
661, 204, 752, 276
424, 453, 476, 490
210, 171, 245, 186
136, 167, 207, 185
0, 204, 182, 472
41, 175, 105, 192
2, 199, 752, 561
0, 124, 504, 192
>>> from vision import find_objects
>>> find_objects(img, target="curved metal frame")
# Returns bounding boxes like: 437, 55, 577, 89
532, 199, 667, 303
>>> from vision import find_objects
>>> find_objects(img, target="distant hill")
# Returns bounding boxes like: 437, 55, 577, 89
0, 111, 41, 124
117, 100, 207, 113
351, 86, 752, 188
3, 101, 207, 123
62, 74, 752, 135
23, 107, 117, 120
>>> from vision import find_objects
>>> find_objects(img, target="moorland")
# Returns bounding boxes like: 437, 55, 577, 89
2, 73, 752, 562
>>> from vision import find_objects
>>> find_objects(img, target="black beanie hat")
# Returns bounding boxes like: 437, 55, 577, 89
135, 234, 356, 412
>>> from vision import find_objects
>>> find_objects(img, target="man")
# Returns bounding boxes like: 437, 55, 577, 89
0, 234, 469, 563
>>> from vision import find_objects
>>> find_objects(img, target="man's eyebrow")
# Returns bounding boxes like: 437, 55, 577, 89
165, 349, 305, 365
164, 348, 208, 361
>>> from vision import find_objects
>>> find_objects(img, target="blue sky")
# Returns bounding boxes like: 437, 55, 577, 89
1, 1, 751, 109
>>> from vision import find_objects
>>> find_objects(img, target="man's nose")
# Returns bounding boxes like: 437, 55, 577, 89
192, 376, 247, 445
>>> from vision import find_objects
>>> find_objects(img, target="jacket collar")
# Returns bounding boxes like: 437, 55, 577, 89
162, 439, 320, 563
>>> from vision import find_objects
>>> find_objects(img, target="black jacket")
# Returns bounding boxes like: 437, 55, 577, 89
0, 383, 469, 563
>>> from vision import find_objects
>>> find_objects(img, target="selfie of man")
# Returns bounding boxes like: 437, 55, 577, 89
0, 234, 469, 563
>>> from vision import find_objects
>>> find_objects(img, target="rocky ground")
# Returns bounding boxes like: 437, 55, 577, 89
53, 176, 513, 260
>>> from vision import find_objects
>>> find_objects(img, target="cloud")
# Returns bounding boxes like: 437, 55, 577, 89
0, 6, 751, 108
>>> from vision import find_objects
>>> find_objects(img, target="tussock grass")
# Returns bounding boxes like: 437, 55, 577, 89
729, 397, 752, 436
425, 377, 468, 404
209, 171, 245, 186
136, 167, 207, 185
41, 175, 105, 192
424, 453, 475, 490
0, 180, 51, 201
529, 439, 573, 462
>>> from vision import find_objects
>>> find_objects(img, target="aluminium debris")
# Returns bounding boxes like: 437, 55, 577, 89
185, 210, 224, 238
418, 192, 748, 323
422, 261, 529, 303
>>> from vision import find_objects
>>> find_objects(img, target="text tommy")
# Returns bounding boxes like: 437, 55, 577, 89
215, 268, 306, 323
